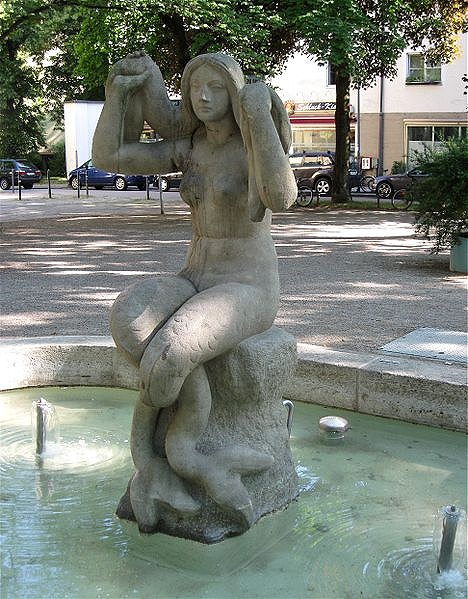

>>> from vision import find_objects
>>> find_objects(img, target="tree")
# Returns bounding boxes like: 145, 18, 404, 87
3, 0, 466, 178
0, 2, 47, 156
0, 0, 128, 156
286, 0, 468, 203
72, 0, 296, 94
1, 0, 296, 156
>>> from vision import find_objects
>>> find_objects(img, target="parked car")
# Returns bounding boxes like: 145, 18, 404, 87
289, 151, 335, 195
154, 172, 182, 191
290, 151, 375, 197
0, 159, 42, 190
68, 160, 152, 191
374, 168, 428, 199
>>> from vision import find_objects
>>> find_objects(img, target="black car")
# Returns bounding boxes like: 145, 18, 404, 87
154, 172, 182, 191
374, 168, 428, 199
68, 160, 152, 191
0, 159, 42, 190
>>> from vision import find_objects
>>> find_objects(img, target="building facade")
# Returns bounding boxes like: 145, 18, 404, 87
271, 34, 467, 174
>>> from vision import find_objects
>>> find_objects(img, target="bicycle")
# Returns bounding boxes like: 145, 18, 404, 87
348, 172, 375, 193
296, 184, 315, 207
391, 188, 414, 210
359, 175, 376, 192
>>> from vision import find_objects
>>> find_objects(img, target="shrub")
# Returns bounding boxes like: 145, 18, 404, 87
413, 136, 468, 253
391, 160, 406, 174
47, 141, 66, 177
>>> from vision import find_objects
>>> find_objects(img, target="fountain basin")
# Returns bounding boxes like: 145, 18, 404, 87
1, 386, 466, 599
0, 336, 466, 431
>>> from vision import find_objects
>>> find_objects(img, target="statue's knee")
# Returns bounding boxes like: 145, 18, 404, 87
110, 276, 196, 366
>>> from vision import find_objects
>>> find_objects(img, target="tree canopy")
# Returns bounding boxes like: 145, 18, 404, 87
1, 0, 466, 172
1, 0, 296, 156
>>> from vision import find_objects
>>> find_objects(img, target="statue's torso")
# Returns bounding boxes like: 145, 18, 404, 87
177, 132, 279, 292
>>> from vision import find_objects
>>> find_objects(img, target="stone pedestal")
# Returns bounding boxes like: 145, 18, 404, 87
117, 326, 298, 543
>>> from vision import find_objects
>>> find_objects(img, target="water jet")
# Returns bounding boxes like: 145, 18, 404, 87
436, 505, 466, 574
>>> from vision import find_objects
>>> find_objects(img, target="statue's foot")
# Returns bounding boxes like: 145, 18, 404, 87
130, 457, 200, 532
198, 447, 274, 529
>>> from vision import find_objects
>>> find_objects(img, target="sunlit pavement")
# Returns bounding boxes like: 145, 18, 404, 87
1, 185, 466, 354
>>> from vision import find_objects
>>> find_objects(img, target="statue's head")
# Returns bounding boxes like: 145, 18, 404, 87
181, 53, 244, 127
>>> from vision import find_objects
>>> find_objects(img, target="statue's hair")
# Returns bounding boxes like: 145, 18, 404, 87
180, 53, 291, 153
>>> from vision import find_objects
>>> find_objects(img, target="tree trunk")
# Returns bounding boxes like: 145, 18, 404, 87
331, 67, 351, 204
160, 13, 192, 76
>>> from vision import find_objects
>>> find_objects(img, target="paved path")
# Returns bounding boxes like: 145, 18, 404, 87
1, 186, 466, 354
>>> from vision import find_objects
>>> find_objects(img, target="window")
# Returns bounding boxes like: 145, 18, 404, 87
288, 155, 304, 167
292, 129, 336, 153
407, 125, 467, 163
406, 53, 441, 84
327, 63, 336, 86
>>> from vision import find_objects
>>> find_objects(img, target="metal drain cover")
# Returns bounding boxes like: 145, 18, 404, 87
380, 328, 467, 364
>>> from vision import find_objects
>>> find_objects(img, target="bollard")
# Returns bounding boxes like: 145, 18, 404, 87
47, 169, 52, 198
158, 174, 165, 214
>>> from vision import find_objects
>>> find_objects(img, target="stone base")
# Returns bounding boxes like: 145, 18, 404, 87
116, 326, 299, 543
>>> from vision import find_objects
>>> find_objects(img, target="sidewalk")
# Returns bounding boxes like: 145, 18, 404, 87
1, 186, 465, 352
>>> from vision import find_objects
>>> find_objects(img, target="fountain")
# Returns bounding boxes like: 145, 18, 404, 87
1, 43, 466, 598
31, 397, 56, 455
436, 505, 466, 574
1, 385, 466, 598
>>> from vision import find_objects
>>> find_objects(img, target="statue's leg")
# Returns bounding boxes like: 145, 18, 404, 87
139, 281, 277, 406
165, 365, 273, 528
110, 275, 197, 366
140, 282, 277, 526
110, 276, 200, 529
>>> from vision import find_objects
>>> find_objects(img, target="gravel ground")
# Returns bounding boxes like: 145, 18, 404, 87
1, 187, 466, 353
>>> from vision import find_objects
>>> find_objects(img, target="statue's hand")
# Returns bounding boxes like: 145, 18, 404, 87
106, 51, 158, 96
239, 82, 272, 117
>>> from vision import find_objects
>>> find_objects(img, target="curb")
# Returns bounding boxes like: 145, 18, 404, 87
0, 336, 466, 432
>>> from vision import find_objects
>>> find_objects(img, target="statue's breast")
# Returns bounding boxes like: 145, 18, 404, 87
180, 142, 248, 210
179, 168, 203, 207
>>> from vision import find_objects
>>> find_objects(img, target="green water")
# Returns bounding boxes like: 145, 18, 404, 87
1, 387, 466, 599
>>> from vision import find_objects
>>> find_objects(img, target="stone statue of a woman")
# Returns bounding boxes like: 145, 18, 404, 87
92, 51, 298, 542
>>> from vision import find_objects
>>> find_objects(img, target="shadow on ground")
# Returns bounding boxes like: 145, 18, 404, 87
1, 209, 465, 352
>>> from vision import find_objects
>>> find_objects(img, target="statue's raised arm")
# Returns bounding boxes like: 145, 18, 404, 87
92, 51, 192, 176
238, 82, 297, 220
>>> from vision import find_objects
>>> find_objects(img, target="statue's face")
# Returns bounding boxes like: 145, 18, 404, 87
190, 64, 231, 123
